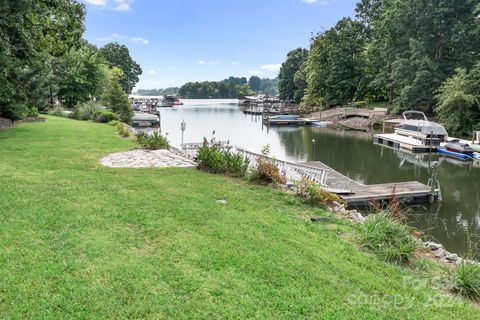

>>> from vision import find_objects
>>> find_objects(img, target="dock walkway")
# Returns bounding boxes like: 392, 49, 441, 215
311, 107, 388, 121
304, 161, 434, 207
180, 144, 437, 207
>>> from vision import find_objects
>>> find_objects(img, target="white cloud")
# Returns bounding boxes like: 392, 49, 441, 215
248, 70, 264, 76
82, 0, 133, 11
84, 0, 107, 6
148, 70, 156, 75
261, 64, 281, 72
301, 0, 336, 4
96, 33, 149, 45
113, 0, 133, 11
231, 61, 238, 66
197, 60, 220, 65
130, 37, 149, 44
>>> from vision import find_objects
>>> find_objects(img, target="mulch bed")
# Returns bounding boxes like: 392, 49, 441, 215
0, 116, 46, 130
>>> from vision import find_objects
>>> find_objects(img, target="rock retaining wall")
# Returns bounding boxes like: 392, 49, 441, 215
0, 117, 13, 129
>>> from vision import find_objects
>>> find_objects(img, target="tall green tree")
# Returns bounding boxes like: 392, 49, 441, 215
178, 78, 253, 99
56, 45, 108, 108
304, 18, 367, 106
278, 48, 309, 103
248, 76, 262, 92
360, 0, 480, 111
99, 43, 142, 94
102, 67, 132, 123
0, 0, 85, 120
435, 65, 480, 136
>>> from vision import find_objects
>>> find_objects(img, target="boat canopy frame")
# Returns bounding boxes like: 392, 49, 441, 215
403, 111, 429, 121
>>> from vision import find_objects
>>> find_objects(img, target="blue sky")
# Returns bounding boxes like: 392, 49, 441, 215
82, 0, 357, 90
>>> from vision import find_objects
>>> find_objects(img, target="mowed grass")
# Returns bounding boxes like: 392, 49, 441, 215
0, 116, 478, 319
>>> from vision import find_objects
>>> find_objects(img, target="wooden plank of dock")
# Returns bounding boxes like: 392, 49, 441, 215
303, 161, 431, 206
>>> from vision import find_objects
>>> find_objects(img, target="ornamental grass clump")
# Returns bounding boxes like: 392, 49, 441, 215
116, 122, 131, 137
359, 212, 417, 265
136, 131, 169, 150
73, 102, 102, 121
452, 260, 480, 300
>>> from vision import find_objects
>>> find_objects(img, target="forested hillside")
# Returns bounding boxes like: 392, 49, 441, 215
278, 0, 480, 134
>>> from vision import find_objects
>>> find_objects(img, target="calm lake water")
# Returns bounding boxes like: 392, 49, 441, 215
157, 99, 480, 256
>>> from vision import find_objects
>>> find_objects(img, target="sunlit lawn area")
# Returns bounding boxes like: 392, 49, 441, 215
0, 116, 478, 318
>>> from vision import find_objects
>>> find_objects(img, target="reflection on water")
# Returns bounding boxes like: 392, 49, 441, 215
157, 100, 480, 256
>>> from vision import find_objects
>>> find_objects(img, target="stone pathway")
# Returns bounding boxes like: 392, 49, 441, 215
100, 149, 196, 168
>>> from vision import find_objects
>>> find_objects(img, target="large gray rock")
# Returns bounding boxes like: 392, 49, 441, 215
424, 241, 444, 251
348, 209, 365, 223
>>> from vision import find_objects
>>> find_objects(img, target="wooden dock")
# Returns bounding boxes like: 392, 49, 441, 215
266, 118, 321, 126
231, 146, 437, 207
303, 161, 435, 207
374, 133, 437, 153
242, 107, 264, 115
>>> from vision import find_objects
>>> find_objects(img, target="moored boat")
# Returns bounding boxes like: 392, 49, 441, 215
444, 139, 475, 154
160, 95, 182, 108
394, 111, 448, 147
437, 147, 474, 161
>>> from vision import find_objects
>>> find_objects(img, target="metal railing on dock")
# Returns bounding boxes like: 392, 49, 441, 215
235, 147, 330, 186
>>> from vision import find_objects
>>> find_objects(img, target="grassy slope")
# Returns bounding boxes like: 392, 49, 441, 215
0, 116, 478, 319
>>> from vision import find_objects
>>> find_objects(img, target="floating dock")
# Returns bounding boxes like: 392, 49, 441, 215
304, 161, 437, 207
132, 112, 160, 127
266, 118, 323, 126
374, 133, 437, 153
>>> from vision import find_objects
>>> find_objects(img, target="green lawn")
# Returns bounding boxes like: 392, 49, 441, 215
0, 116, 478, 319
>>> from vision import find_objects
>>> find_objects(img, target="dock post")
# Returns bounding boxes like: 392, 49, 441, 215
429, 130, 433, 156
181, 119, 186, 144
427, 162, 441, 204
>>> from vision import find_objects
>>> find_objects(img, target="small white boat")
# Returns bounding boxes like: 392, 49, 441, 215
445, 139, 476, 154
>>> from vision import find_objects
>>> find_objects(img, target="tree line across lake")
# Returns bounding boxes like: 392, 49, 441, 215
278, 0, 480, 135
0, 0, 142, 123
136, 77, 279, 99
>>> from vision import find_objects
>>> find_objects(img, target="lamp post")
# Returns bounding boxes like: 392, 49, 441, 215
181, 119, 186, 145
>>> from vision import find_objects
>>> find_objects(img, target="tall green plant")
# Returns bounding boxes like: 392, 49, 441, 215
196, 146, 250, 177
102, 67, 133, 123
452, 260, 480, 300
